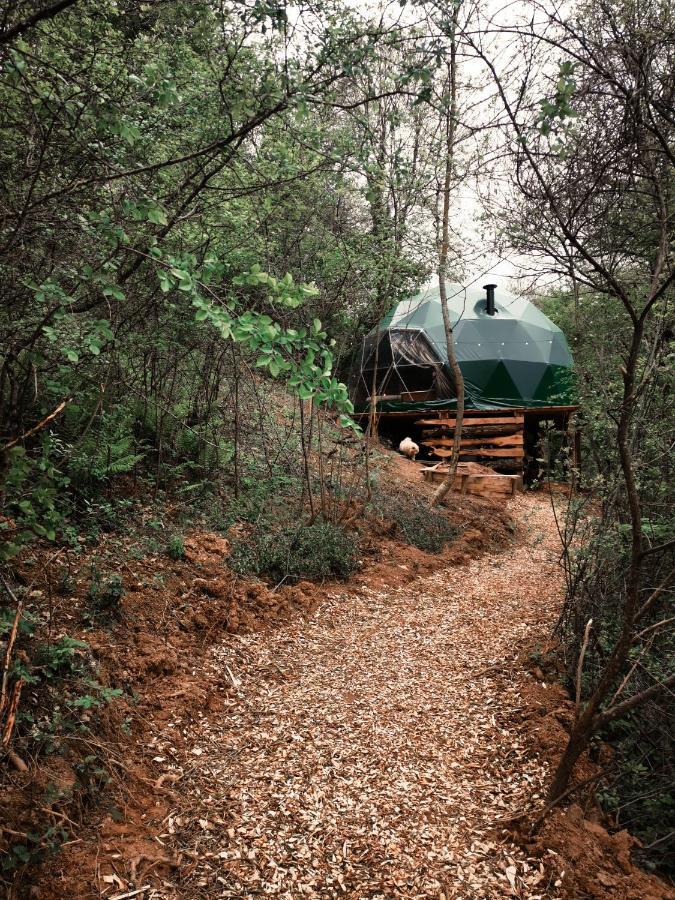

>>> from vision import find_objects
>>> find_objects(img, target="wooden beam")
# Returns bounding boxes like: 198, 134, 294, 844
416, 415, 524, 427
422, 434, 524, 448
354, 405, 578, 420
430, 446, 525, 459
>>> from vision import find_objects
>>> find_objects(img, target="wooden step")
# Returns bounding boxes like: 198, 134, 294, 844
421, 467, 522, 497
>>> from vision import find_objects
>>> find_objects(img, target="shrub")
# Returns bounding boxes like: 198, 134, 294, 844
33, 636, 88, 678
86, 571, 124, 620
368, 492, 459, 553
166, 534, 185, 560
230, 521, 359, 583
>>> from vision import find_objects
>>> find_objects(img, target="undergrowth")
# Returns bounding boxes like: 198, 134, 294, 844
367, 490, 460, 553
230, 520, 359, 583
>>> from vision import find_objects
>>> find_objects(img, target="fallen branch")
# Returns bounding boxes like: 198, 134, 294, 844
2, 678, 24, 746
2, 397, 72, 451
0, 577, 23, 718
109, 886, 152, 900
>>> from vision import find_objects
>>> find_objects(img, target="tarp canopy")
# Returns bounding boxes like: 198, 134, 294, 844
349, 280, 574, 412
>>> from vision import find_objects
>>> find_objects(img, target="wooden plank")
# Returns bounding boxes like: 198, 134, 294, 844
355, 405, 578, 420
422, 434, 524, 448
463, 447, 525, 458
420, 468, 522, 496
416, 415, 524, 427
522, 405, 579, 415
429, 446, 524, 459
421, 424, 523, 438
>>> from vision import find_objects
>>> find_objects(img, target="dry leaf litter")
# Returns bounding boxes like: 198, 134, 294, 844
147, 493, 567, 898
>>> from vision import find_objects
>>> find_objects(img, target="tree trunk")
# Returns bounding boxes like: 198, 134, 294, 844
431, 23, 464, 509
547, 321, 645, 801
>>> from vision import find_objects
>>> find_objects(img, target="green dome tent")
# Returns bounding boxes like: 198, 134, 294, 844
349, 281, 574, 413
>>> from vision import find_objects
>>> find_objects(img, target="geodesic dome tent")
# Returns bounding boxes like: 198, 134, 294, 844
349, 280, 574, 413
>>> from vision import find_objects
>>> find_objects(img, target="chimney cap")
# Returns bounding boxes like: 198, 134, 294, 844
482, 283, 498, 289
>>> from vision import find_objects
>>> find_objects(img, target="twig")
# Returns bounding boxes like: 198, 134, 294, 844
643, 830, 674, 851
634, 616, 675, 641
225, 664, 241, 689
636, 567, 675, 620
593, 672, 675, 729
609, 636, 654, 706
575, 618, 593, 717
0, 825, 29, 839
2, 678, 24, 746
39, 805, 78, 827
109, 887, 152, 900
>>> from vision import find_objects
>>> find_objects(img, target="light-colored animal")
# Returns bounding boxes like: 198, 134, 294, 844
398, 437, 419, 460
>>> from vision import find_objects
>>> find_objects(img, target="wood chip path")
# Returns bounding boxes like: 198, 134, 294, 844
152, 494, 567, 898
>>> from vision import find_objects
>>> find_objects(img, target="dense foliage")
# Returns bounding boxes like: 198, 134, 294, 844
0, 0, 443, 564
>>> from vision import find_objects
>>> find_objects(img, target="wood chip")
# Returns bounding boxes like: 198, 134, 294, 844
147, 494, 567, 897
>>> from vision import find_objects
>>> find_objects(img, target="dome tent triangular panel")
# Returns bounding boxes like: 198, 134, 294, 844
349, 280, 574, 412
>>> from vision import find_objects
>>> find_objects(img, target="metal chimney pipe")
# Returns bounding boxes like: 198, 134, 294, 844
483, 283, 497, 315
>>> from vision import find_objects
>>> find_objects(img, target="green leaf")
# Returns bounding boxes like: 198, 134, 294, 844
12, 845, 30, 863
147, 205, 168, 226
158, 270, 173, 293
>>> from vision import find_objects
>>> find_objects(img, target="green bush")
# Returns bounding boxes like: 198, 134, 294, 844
33, 636, 88, 679
166, 534, 185, 560
230, 521, 359, 583
368, 492, 459, 553
86, 571, 124, 620
221, 468, 303, 529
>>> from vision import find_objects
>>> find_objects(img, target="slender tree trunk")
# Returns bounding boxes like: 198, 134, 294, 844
299, 397, 315, 520
232, 346, 240, 500
431, 21, 464, 508
548, 320, 645, 801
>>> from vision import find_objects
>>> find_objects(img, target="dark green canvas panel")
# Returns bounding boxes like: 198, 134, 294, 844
501, 359, 549, 396
350, 280, 575, 412
533, 364, 575, 403
482, 360, 523, 400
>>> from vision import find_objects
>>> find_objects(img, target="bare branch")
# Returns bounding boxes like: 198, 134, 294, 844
0, 0, 80, 46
